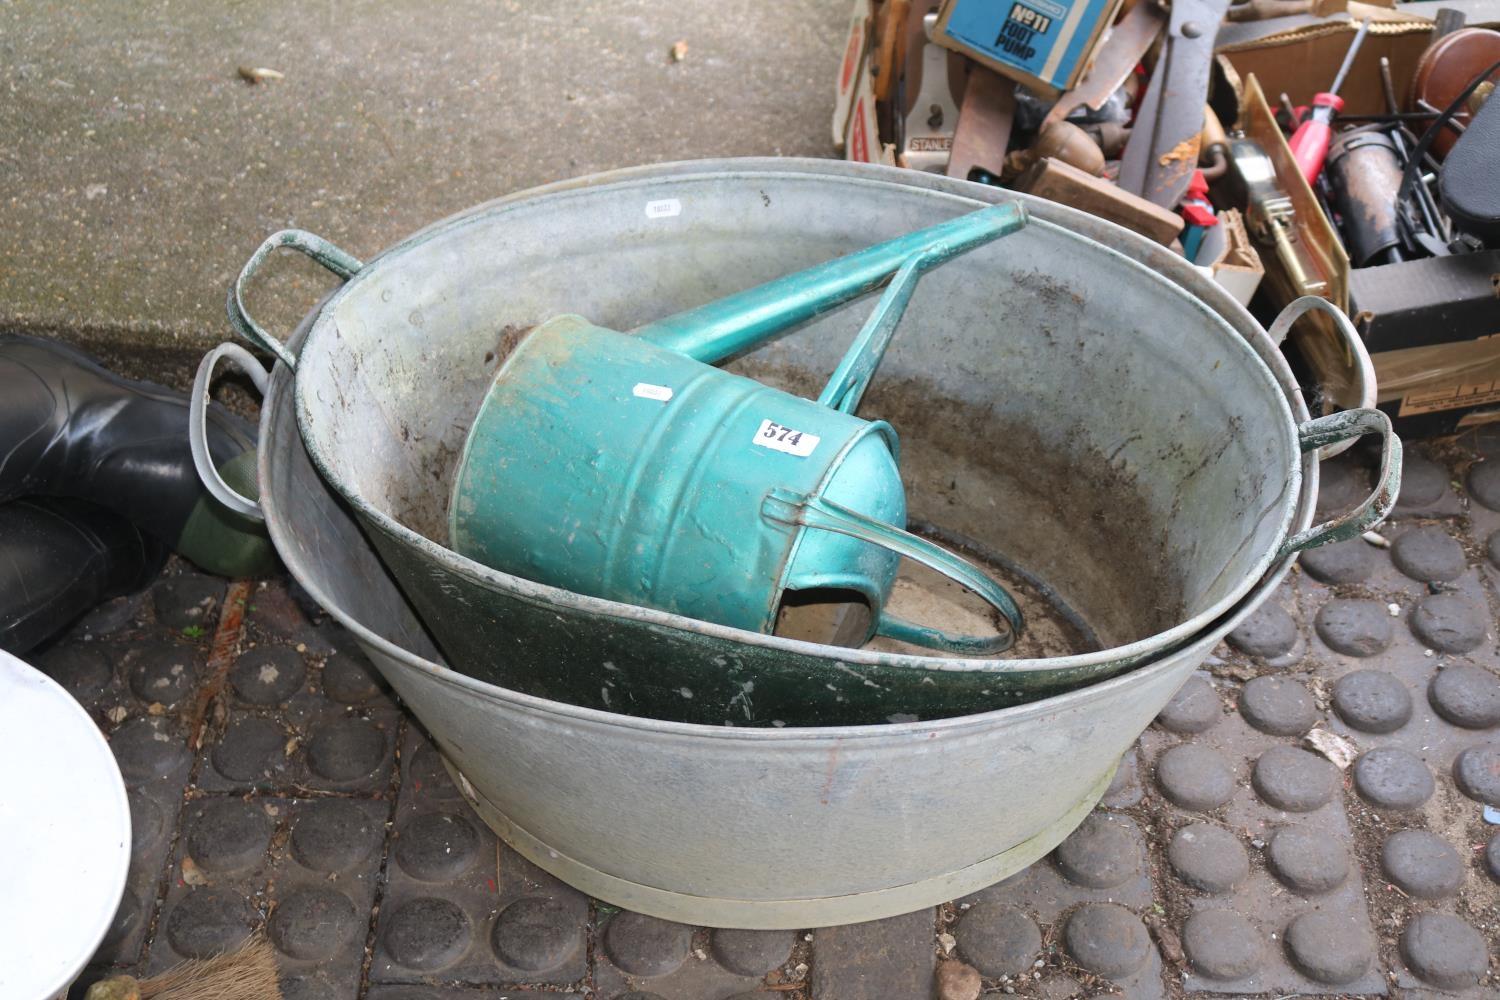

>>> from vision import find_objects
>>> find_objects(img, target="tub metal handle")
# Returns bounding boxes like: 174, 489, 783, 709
189, 343, 270, 522
1277, 407, 1403, 559
1266, 296, 1377, 459
762, 488, 1023, 655
227, 229, 363, 370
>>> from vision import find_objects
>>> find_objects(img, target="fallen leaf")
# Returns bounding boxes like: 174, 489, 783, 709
1146, 915, 1185, 965
935, 959, 982, 1000
181, 856, 208, 886
1305, 726, 1360, 769
237, 66, 285, 84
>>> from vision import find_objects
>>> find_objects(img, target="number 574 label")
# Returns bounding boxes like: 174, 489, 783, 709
753, 419, 821, 457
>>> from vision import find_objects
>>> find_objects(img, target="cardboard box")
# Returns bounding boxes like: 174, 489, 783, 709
931, 0, 1123, 96
1216, 6, 1500, 434
1196, 209, 1265, 307
1357, 251, 1500, 434
832, 0, 875, 149
1373, 336, 1500, 436
1217, 13, 1436, 115
844, 41, 896, 166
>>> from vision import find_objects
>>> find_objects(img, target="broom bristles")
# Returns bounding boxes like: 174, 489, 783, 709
139, 934, 281, 1000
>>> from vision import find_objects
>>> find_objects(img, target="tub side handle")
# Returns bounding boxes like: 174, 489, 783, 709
762, 488, 1023, 655
1277, 408, 1403, 559
227, 229, 363, 370
189, 343, 270, 522
1266, 295, 1377, 459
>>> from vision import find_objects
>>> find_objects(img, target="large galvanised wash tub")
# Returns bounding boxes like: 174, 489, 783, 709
205, 160, 1393, 926
213, 161, 1396, 729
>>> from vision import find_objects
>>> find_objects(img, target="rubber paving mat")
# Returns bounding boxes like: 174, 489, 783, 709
39, 436, 1500, 999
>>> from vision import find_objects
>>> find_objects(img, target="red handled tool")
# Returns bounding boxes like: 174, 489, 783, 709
1288, 18, 1372, 184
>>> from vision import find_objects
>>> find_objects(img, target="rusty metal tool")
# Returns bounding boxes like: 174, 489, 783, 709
1041, 0, 1167, 131
946, 63, 1017, 181
872, 0, 912, 103
1325, 125, 1407, 265
1118, 0, 1233, 208
1200, 104, 1230, 178
1378, 55, 1449, 243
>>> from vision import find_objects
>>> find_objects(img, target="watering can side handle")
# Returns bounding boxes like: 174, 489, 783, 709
762, 489, 1023, 656
227, 229, 363, 370
189, 343, 270, 522
1277, 407, 1403, 559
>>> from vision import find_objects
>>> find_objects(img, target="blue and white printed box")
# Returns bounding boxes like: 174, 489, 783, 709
933, 0, 1124, 96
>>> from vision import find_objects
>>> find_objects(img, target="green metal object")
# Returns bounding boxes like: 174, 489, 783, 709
448, 204, 1029, 653
176, 450, 280, 579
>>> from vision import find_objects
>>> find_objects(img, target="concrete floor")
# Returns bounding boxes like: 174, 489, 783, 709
0, 1, 846, 362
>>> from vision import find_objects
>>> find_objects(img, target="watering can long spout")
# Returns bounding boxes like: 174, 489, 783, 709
634, 202, 1028, 366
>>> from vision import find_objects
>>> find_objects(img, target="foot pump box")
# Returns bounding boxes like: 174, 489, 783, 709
931, 0, 1123, 95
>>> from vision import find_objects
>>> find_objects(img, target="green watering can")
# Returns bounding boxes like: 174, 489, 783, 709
449, 203, 1029, 653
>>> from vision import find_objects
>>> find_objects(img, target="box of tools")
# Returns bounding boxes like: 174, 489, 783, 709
931, 0, 1124, 94
1220, 10, 1500, 436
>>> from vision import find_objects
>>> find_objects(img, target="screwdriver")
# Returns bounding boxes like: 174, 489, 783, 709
1288, 18, 1372, 184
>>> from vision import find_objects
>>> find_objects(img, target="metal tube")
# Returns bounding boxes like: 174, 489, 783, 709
1390, 126, 1447, 239
1380, 56, 1400, 115
1326, 125, 1407, 266
634, 202, 1027, 364
1329, 19, 1373, 98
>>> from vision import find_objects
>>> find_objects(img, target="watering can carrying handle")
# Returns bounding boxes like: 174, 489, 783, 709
189, 343, 272, 522
762, 489, 1023, 655
1276, 407, 1403, 560
227, 229, 363, 370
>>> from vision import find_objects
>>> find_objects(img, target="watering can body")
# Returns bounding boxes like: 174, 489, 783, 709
449, 315, 907, 635
448, 202, 1030, 652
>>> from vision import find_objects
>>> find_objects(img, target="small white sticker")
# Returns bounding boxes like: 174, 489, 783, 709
632, 382, 673, 401
753, 419, 820, 457
645, 198, 682, 219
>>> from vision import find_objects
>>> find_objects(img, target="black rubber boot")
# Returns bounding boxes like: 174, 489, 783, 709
0, 335, 276, 577
0, 497, 166, 654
